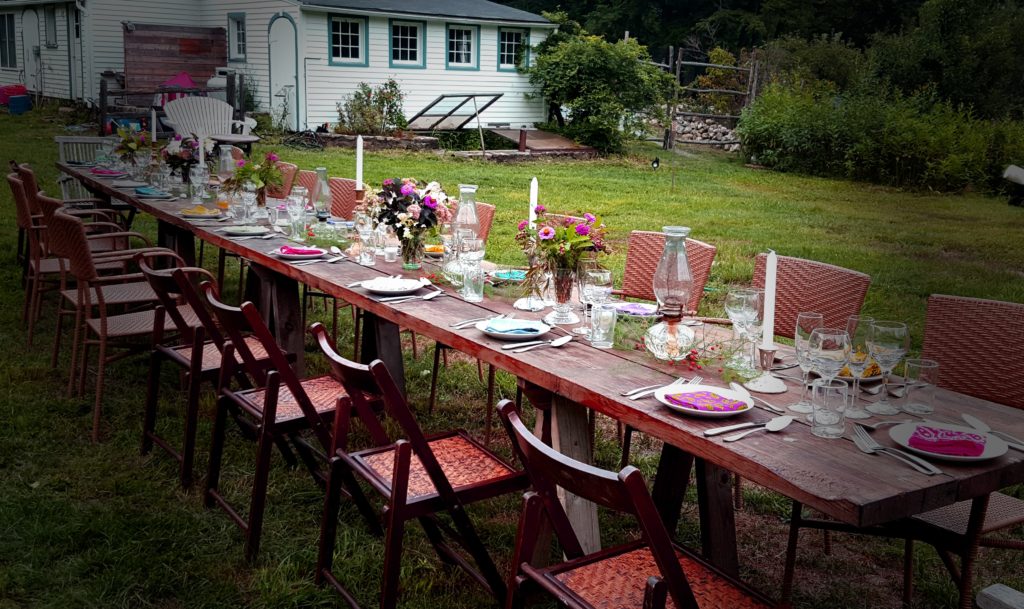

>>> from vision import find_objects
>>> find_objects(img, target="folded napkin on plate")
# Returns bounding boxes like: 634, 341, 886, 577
665, 391, 746, 412
279, 245, 322, 255
615, 302, 658, 316
485, 324, 540, 334
908, 426, 986, 457
113, 179, 147, 188
90, 167, 124, 176
135, 186, 170, 197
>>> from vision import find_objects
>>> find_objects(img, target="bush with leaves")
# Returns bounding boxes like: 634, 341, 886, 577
336, 79, 407, 136
528, 14, 675, 153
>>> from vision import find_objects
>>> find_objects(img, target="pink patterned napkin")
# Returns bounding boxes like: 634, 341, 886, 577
908, 426, 986, 457
665, 391, 746, 412
279, 246, 322, 256
90, 167, 124, 176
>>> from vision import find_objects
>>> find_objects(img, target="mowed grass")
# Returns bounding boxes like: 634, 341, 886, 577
0, 105, 1021, 609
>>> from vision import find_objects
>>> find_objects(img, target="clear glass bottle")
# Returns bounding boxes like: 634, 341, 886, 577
646, 226, 696, 361
453, 184, 480, 241
314, 167, 331, 222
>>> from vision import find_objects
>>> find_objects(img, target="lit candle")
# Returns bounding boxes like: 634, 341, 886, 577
150, 108, 157, 142
762, 249, 777, 348
355, 135, 363, 191
528, 177, 538, 229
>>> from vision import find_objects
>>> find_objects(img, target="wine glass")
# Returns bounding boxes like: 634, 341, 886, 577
809, 328, 851, 384
189, 165, 209, 204
575, 269, 612, 335
724, 288, 763, 379
790, 312, 824, 414
354, 212, 374, 265
843, 315, 875, 419
865, 321, 910, 416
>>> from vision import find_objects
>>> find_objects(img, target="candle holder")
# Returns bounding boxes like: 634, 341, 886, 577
743, 344, 788, 394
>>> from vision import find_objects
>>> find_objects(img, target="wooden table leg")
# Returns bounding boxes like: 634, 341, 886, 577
695, 458, 739, 576
650, 443, 694, 535
359, 311, 405, 396
246, 263, 304, 374
156, 221, 196, 266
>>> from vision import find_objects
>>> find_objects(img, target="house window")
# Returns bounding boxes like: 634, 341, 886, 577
389, 20, 424, 68
228, 13, 246, 61
44, 6, 57, 48
73, 9, 80, 39
499, 28, 527, 70
446, 24, 477, 69
0, 14, 15, 68
330, 16, 367, 66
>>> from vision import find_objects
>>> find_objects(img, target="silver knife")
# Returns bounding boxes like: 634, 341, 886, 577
962, 414, 1024, 451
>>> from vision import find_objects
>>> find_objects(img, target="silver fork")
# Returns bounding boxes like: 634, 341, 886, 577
630, 376, 702, 400
852, 425, 942, 475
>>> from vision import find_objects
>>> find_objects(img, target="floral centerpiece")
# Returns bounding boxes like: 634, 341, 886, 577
161, 134, 214, 179
366, 177, 453, 269
220, 151, 284, 207
113, 125, 149, 167
515, 208, 610, 323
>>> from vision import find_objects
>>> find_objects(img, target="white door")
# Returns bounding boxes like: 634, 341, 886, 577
69, 8, 83, 99
268, 16, 298, 132
21, 10, 41, 93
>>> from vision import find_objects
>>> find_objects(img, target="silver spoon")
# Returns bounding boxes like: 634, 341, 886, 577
722, 416, 793, 442
512, 335, 573, 353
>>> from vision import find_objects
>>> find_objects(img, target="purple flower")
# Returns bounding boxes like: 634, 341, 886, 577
266, 152, 279, 163
538, 226, 555, 240
575, 224, 591, 236
173, 134, 183, 141
400, 183, 414, 196
407, 203, 421, 219
236, 159, 247, 168
517, 220, 528, 231
383, 178, 394, 186
564, 217, 574, 226
584, 212, 596, 223
534, 204, 546, 214
423, 195, 437, 209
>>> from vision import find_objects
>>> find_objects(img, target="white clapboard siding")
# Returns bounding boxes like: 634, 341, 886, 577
0, 10, 24, 90
302, 13, 548, 129
38, 4, 71, 99
201, 0, 297, 113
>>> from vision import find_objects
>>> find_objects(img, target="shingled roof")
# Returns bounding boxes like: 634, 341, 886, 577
298, 0, 553, 25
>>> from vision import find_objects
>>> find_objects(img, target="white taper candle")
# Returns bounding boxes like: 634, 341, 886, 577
762, 249, 777, 347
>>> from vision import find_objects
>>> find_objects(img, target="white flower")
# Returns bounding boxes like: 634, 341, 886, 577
397, 213, 408, 221
165, 140, 182, 154
203, 138, 216, 153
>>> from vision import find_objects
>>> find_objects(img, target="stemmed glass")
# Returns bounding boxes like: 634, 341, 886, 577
865, 321, 910, 415
790, 312, 824, 414
189, 165, 209, 204
354, 212, 374, 265
724, 288, 763, 379
809, 328, 851, 384
843, 315, 875, 419
575, 269, 612, 336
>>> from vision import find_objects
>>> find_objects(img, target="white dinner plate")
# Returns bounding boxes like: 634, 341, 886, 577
475, 319, 551, 341
223, 225, 270, 236
889, 421, 1008, 462
361, 277, 426, 296
180, 210, 222, 218
654, 384, 754, 419
273, 247, 326, 261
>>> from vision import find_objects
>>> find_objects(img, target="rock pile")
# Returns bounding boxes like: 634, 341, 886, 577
674, 117, 740, 152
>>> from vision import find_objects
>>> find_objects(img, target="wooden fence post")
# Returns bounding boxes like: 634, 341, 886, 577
237, 73, 246, 115
226, 72, 237, 120
98, 79, 108, 136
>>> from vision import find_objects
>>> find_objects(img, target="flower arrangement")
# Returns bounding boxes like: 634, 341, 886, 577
515, 207, 610, 271
113, 125, 150, 166
161, 134, 214, 176
220, 151, 284, 196
365, 178, 453, 268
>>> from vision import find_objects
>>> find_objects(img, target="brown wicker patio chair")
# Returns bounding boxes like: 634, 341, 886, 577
311, 324, 527, 609
266, 161, 298, 199
201, 284, 342, 561
497, 400, 774, 609
295, 169, 321, 204
781, 295, 1024, 609
328, 176, 359, 220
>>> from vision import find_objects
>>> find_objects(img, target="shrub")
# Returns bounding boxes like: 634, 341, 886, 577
336, 79, 407, 136
737, 82, 1024, 192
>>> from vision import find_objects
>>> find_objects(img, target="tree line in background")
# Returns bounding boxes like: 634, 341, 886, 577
510, 0, 1024, 192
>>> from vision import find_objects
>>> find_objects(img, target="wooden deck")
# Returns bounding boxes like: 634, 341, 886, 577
489, 128, 596, 153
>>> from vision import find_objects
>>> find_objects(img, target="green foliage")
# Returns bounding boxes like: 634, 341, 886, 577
528, 29, 674, 152
689, 47, 746, 114
335, 79, 408, 136
763, 34, 869, 91
737, 81, 1024, 192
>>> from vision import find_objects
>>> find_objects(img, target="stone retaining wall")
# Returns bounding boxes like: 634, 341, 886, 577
674, 116, 741, 152
321, 133, 439, 151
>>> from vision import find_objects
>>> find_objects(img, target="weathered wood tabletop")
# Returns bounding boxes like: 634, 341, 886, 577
61, 163, 1024, 575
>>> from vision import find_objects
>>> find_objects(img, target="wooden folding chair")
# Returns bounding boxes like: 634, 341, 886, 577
201, 284, 343, 561
311, 323, 528, 609
497, 400, 774, 609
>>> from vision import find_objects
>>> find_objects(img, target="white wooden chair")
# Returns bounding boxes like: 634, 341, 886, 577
163, 97, 260, 152
54, 136, 119, 200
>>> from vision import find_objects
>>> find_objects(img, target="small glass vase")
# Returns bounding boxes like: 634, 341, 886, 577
401, 235, 425, 270
545, 267, 579, 325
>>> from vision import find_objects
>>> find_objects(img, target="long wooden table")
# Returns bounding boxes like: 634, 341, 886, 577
61, 163, 1024, 578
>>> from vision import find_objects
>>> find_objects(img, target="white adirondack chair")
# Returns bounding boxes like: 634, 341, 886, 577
54, 135, 120, 200
163, 97, 260, 151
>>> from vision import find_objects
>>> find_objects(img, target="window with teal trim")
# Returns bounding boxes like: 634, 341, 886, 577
391, 21, 421, 65
499, 29, 525, 69
330, 17, 363, 63
447, 26, 474, 67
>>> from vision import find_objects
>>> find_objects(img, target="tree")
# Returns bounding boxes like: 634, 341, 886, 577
528, 17, 675, 152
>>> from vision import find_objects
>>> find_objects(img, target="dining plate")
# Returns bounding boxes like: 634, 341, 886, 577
889, 421, 1008, 462
180, 209, 222, 218
614, 302, 660, 317
273, 246, 326, 261
490, 269, 527, 283
90, 169, 128, 178
837, 373, 884, 383
223, 225, 270, 236
475, 319, 551, 341
361, 277, 425, 296
423, 245, 445, 258
654, 384, 754, 419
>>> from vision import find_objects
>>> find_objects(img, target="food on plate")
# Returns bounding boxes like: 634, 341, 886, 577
182, 205, 219, 216
424, 244, 444, 254
839, 360, 882, 378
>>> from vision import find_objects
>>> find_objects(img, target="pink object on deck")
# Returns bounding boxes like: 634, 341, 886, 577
908, 426, 986, 457
665, 391, 746, 412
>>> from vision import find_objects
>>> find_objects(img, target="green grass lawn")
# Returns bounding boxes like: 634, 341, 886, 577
0, 105, 1021, 609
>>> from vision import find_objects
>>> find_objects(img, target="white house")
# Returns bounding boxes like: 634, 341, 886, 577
0, 0, 554, 129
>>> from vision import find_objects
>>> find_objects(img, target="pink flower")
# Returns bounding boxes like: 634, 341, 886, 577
534, 204, 546, 214
564, 217, 574, 226
400, 183, 414, 196
383, 178, 394, 186
423, 195, 437, 209
575, 224, 590, 236
236, 159, 247, 167
407, 203, 421, 219
538, 226, 555, 240
517, 220, 528, 231
173, 134, 183, 141
266, 152, 279, 163
584, 212, 596, 223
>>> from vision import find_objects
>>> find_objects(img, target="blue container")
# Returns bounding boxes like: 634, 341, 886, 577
8, 95, 31, 115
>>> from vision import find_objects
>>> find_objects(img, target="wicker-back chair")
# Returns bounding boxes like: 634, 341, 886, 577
311, 324, 527, 608
922, 294, 1024, 409
753, 253, 871, 340
328, 177, 358, 220
267, 161, 298, 199
497, 400, 773, 609
616, 230, 717, 315
295, 169, 321, 204
201, 284, 342, 561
